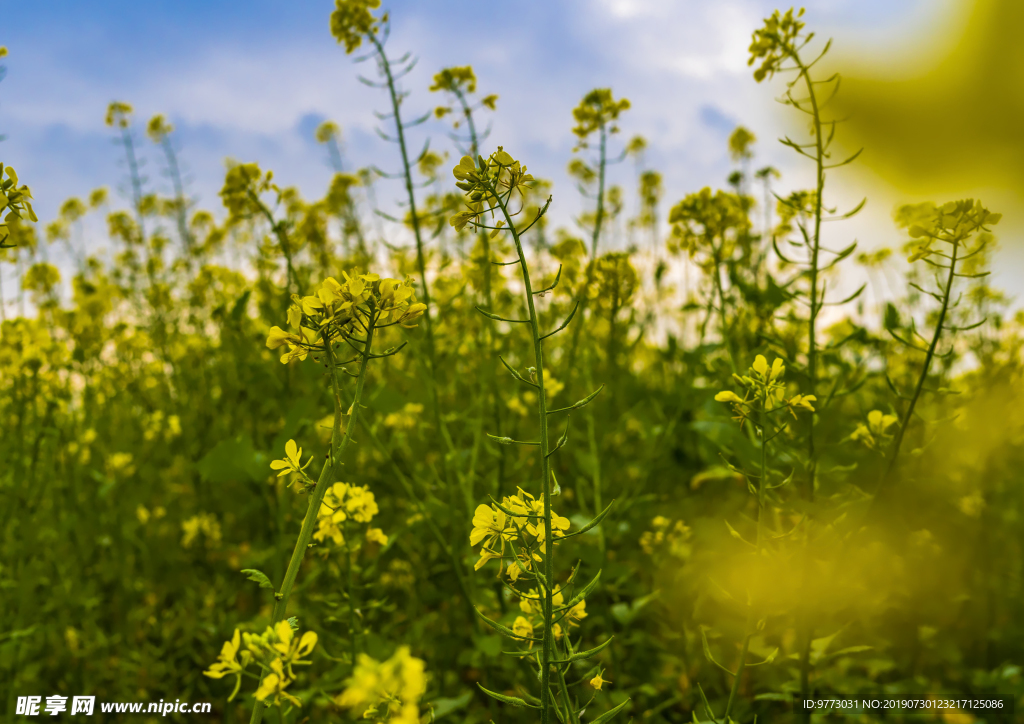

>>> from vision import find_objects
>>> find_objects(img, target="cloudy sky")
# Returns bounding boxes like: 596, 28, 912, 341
8, 0, 1011, 303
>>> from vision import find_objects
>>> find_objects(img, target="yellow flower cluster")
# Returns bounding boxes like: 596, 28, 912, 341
181, 513, 221, 549
135, 505, 166, 525
667, 187, 750, 260
571, 88, 631, 141
849, 410, 898, 451
748, 8, 806, 83
639, 516, 692, 559
329, 0, 382, 55
449, 148, 535, 232
510, 587, 588, 648
314, 482, 384, 547
203, 622, 318, 707
469, 488, 570, 575
0, 164, 38, 248
265, 272, 425, 364
902, 198, 1001, 263
219, 162, 275, 220
715, 355, 816, 426
142, 410, 181, 442
335, 646, 426, 724
383, 402, 424, 430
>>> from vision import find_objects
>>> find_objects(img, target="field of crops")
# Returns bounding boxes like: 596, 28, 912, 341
2, 2, 1023, 722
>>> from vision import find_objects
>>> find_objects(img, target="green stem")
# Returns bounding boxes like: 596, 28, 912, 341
454, 85, 506, 498
120, 125, 146, 243
788, 52, 824, 504
788, 49, 826, 723
556, 666, 581, 724
723, 628, 752, 723
345, 525, 359, 665
249, 321, 376, 724
249, 192, 296, 296
369, 35, 442, 436
159, 135, 193, 255
722, 398, 770, 723
711, 237, 736, 373
489, 176, 556, 724
565, 123, 608, 386
877, 239, 959, 498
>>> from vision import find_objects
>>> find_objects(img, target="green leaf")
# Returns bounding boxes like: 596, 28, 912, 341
820, 645, 873, 662
561, 499, 616, 540
724, 519, 755, 548
476, 683, 539, 708
589, 696, 631, 723
241, 569, 274, 589
473, 607, 543, 642
196, 434, 269, 484
700, 626, 734, 675
746, 647, 779, 666
428, 691, 474, 721
547, 384, 605, 415
557, 569, 601, 611
472, 634, 502, 657
610, 590, 659, 626
550, 635, 613, 664
229, 289, 251, 322
884, 302, 900, 331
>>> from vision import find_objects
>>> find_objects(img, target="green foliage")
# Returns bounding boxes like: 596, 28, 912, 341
2, 6, 1023, 724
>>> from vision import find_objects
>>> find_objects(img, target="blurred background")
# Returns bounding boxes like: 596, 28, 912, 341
8, 0, 1022, 302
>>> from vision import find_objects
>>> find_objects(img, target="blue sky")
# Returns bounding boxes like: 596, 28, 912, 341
2, 0, 982, 291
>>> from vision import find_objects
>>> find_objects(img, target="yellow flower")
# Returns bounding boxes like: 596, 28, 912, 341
266, 326, 316, 364
752, 354, 784, 382
512, 616, 534, 640
203, 629, 252, 701
849, 410, 899, 450
336, 647, 427, 722
714, 390, 744, 404
867, 410, 898, 433
589, 671, 611, 690
788, 394, 817, 414
470, 504, 513, 571
270, 439, 311, 479
568, 600, 588, 625
329, 0, 382, 54
254, 658, 301, 707
314, 482, 380, 546
181, 513, 221, 548
958, 492, 985, 518
571, 88, 631, 141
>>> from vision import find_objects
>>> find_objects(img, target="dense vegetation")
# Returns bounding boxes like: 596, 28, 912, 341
2, 4, 1022, 722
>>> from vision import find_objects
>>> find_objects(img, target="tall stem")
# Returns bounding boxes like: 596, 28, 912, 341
791, 52, 826, 723
723, 400, 770, 723
794, 55, 825, 504
249, 192, 296, 297
369, 36, 442, 434
565, 124, 608, 385
249, 322, 376, 724
711, 237, 736, 373
159, 136, 193, 255
454, 86, 505, 494
490, 178, 555, 724
120, 125, 146, 243
878, 240, 959, 498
